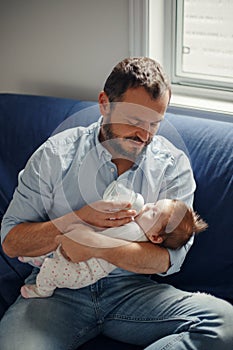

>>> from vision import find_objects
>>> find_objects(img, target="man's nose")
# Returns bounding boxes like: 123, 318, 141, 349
136, 127, 151, 142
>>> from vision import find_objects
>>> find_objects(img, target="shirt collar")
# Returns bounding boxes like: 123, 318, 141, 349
94, 117, 112, 160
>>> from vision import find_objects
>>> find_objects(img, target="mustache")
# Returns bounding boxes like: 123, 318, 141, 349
125, 135, 152, 145
125, 136, 144, 142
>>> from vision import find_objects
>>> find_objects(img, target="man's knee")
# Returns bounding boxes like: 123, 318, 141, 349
191, 293, 233, 349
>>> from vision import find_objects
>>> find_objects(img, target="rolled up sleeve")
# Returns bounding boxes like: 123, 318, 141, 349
1, 141, 58, 243
158, 234, 194, 276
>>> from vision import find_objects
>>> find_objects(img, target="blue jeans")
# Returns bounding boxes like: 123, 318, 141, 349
0, 269, 233, 349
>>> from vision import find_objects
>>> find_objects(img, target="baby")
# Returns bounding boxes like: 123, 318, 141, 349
20, 182, 207, 298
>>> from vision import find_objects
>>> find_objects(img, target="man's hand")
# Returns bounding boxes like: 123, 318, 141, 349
56, 235, 94, 263
54, 199, 137, 234
75, 200, 137, 228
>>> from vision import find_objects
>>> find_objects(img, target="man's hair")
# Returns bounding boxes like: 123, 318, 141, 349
160, 200, 208, 250
103, 57, 171, 102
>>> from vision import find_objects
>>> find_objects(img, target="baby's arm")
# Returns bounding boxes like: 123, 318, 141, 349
65, 221, 148, 249
100, 221, 148, 242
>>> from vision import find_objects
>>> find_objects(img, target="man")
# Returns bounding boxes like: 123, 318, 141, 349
1, 57, 233, 349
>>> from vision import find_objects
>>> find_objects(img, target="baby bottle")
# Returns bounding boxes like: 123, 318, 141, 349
103, 181, 144, 214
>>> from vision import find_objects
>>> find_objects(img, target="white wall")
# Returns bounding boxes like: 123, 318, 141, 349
0, 0, 130, 100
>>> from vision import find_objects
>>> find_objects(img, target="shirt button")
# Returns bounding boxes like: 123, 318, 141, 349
110, 168, 115, 173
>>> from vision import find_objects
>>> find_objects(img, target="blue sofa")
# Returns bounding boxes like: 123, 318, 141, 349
0, 93, 232, 349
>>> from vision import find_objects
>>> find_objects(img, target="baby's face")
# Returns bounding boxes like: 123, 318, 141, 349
136, 199, 174, 243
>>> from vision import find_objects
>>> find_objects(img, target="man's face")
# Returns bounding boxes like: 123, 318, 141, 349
99, 87, 169, 161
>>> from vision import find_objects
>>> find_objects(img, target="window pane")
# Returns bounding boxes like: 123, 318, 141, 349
176, 0, 233, 89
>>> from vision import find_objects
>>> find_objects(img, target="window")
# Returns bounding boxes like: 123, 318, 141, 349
174, 0, 233, 92
129, 0, 233, 115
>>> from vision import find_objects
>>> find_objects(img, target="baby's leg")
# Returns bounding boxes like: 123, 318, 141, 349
21, 248, 90, 298
21, 246, 116, 299
21, 256, 60, 298
51, 247, 115, 289
18, 253, 52, 267
20, 284, 53, 298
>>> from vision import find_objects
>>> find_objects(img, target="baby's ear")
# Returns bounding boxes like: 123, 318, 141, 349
149, 234, 163, 244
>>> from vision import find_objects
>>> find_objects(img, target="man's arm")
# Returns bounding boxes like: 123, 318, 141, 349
100, 241, 170, 274
2, 201, 136, 258
2, 221, 61, 258
56, 234, 170, 274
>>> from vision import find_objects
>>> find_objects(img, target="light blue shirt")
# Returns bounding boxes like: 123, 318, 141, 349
1, 118, 196, 276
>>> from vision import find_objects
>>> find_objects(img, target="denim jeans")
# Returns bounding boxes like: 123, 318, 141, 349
0, 268, 233, 350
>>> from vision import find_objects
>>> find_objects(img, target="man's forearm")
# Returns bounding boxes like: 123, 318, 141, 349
2, 221, 61, 258
2, 209, 87, 258
57, 233, 170, 275
2, 201, 137, 259
95, 241, 170, 274
68, 223, 170, 274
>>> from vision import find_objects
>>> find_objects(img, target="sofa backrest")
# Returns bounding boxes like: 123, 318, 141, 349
0, 93, 98, 222
156, 113, 233, 302
0, 94, 100, 317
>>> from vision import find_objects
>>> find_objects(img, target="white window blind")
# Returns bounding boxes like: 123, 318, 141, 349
175, 0, 233, 90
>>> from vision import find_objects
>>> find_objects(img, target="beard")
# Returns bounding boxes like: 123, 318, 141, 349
101, 123, 152, 162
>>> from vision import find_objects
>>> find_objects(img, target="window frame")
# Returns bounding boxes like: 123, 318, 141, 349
171, 0, 233, 92
129, 0, 233, 117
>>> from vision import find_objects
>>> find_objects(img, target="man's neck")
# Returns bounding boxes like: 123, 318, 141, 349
112, 158, 134, 176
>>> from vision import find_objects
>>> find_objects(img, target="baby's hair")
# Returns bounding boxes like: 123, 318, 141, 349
192, 210, 209, 233
160, 200, 208, 249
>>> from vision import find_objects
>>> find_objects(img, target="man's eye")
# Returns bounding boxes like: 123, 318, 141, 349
127, 119, 160, 129
129, 120, 141, 126
150, 122, 159, 128
129, 119, 141, 125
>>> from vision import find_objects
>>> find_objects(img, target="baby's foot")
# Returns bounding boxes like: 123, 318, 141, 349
18, 256, 30, 263
20, 285, 50, 299
18, 256, 42, 267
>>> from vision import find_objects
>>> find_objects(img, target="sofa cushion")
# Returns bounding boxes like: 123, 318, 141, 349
155, 114, 233, 301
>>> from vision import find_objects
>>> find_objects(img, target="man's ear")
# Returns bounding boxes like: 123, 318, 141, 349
98, 91, 111, 116
149, 235, 163, 244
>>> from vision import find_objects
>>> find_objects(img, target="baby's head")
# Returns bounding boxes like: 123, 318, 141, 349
143, 199, 208, 249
